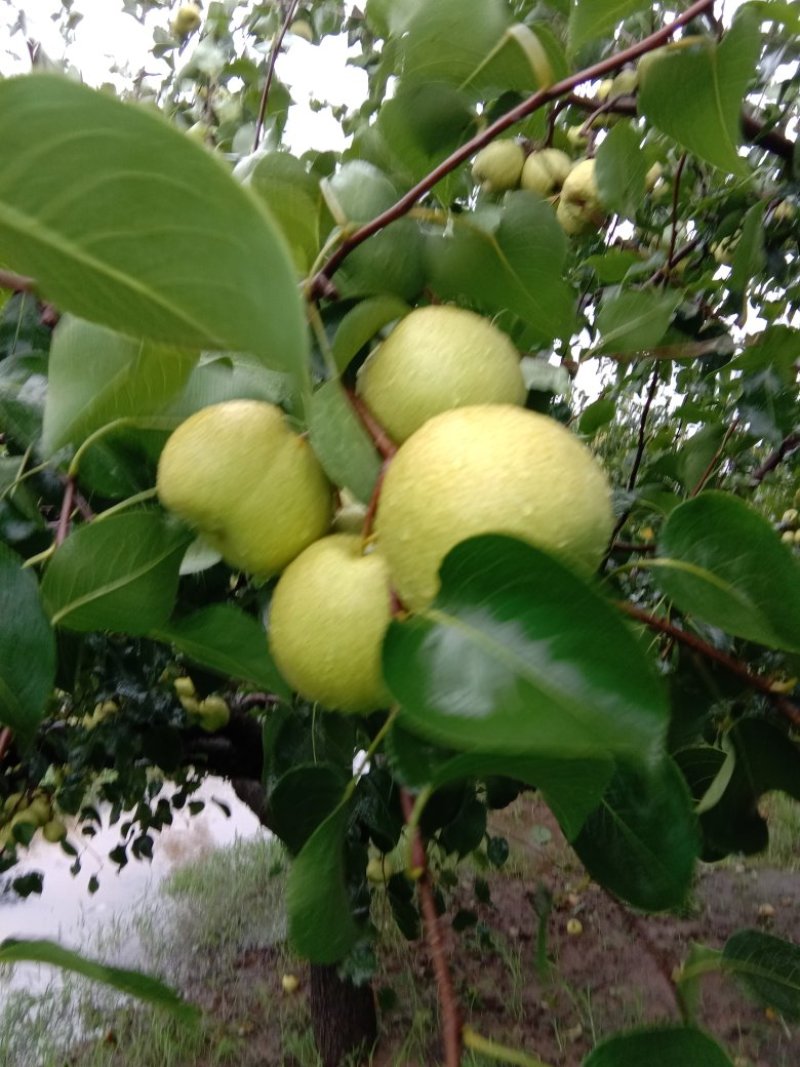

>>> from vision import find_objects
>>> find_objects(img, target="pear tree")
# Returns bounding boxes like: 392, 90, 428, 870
0, 1, 799, 1065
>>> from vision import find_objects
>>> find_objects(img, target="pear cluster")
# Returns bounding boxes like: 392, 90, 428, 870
0, 790, 66, 849
156, 305, 614, 715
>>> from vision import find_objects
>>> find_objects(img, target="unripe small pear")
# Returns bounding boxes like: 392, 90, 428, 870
471, 141, 525, 193
781, 508, 798, 528
520, 149, 573, 198
171, 3, 202, 37
196, 696, 230, 733
43, 818, 67, 843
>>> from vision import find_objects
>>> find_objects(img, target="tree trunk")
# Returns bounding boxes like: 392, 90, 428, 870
309, 963, 378, 1067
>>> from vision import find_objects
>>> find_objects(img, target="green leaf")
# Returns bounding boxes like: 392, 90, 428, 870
287, 803, 360, 964
384, 535, 668, 764
723, 929, 800, 1020
582, 1025, 734, 1067
675, 424, 726, 493
308, 381, 382, 504
652, 492, 800, 652
0, 939, 198, 1022
166, 355, 290, 421
0, 75, 307, 376
638, 15, 761, 175
573, 757, 699, 911
579, 397, 615, 436
464, 23, 567, 95
270, 763, 348, 855
42, 317, 196, 455
595, 123, 647, 218
596, 288, 680, 354
399, 0, 509, 87
150, 603, 289, 697
41, 512, 191, 633
243, 151, 322, 273
331, 296, 410, 374
0, 352, 48, 449
730, 202, 766, 299
425, 193, 575, 342
568, 0, 651, 54
0, 544, 55, 742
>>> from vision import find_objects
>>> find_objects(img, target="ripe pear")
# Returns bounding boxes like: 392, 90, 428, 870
471, 141, 525, 193
375, 405, 614, 610
356, 306, 526, 443
171, 3, 202, 36
520, 149, 573, 198
557, 159, 603, 236
268, 534, 393, 713
157, 401, 332, 576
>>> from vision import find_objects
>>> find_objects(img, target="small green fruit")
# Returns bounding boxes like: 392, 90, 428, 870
196, 696, 230, 733
357, 306, 526, 444
611, 68, 638, 96
781, 508, 798, 528
157, 401, 333, 576
645, 162, 664, 192
268, 534, 392, 713
366, 856, 394, 884
171, 3, 202, 36
557, 159, 603, 236
375, 405, 614, 610
289, 19, 314, 42
471, 141, 525, 193
282, 974, 300, 994
174, 676, 196, 700
43, 818, 67, 843
520, 149, 573, 198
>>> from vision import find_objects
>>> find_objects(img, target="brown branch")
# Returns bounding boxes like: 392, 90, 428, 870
611, 540, 657, 554
55, 477, 76, 547
346, 390, 397, 461
252, 0, 301, 152
307, 0, 717, 299
689, 420, 738, 496
750, 431, 800, 487
619, 602, 800, 727
628, 367, 660, 493
0, 269, 36, 294
0, 728, 13, 764
400, 789, 462, 1067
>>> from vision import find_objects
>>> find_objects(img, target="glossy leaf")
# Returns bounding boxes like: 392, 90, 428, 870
730, 202, 766, 299
596, 288, 680, 354
573, 757, 699, 911
287, 803, 360, 963
42, 512, 191, 633
0, 544, 55, 741
653, 492, 800, 652
595, 123, 647, 218
151, 603, 289, 697
384, 535, 668, 764
270, 763, 348, 855
308, 381, 382, 504
583, 1026, 733, 1067
426, 193, 575, 342
0, 939, 198, 1022
399, 0, 509, 87
638, 14, 761, 175
723, 929, 800, 1020
0, 75, 307, 375
568, 0, 650, 54
331, 296, 410, 374
243, 151, 322, 273
42, 317, 195, 455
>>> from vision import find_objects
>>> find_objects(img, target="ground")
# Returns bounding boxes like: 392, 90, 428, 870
2, 793, 799, 1066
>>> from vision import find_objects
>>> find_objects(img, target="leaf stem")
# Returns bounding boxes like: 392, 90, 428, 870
93, 488, 158, 523
462, 1026, 555, 1067
67, 416, 177, 478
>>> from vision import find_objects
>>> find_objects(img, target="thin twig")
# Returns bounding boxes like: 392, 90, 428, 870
0, 269, 36, 294
0, 728, 13, 764
307, 0, 716, 299
611, 540, 657, 554
750, 431, 800, 487
55, 477, 76, 547
346, 391, 397, 461
619, 602, 800, 727
628, 367, 660, 493
666, 153, 688, 274
689, 420, 738, 496
252, 0, 301, 152
400, 789, 462, 1067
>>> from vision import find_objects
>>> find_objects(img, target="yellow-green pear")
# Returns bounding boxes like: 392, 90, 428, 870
471, 141, 525, 193
520, 149, 573, 198
43, 818, 67, 843
557, 159, 603, 236
171, 3, 202, 36
157, 401, 332, 576
375, 405, 614, 610
195, 696, 230, 733
611, 68, 638, 96
268, 534, 393, 713
356, 306, 526, 443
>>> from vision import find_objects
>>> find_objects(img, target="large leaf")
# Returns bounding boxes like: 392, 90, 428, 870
568, 0, 651, 54
573, 757, 699, 911
583, 1026, 733, 1067
384, 535, 668, 764
723, 929, 800, 1020
308, 381, 382, 504
594, 123, 647, 219
596, 288, 680, 354
270, 763, 348, 855
287, 803, 360, 963
399, 0, 509, 87
638, 13, 761, 175
652, 491, 800, 652
0, 75, 307, 375
425, 193, 575, 342
243, 151, 322, 274
0, 544, 55, 742
0, 939, 198, 1022
42, 316, 195, 455
151, 603, 289, 697
41, 511, 191, 633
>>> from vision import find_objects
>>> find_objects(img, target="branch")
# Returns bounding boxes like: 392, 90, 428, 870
750, 431, 800, 487
55, 477, 76, 547
307, 0, 717, 299
0, 728, 13, 764
619, 602, 800, 728
0, 269, 36, 294
252, 0, 301, 152
400, 789, 462, 1067
346, 390, 397, 461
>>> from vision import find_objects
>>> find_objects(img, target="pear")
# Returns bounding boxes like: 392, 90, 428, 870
557, 159, 603, 236
471, 141, 525, 193
157, 400, 332, 576
268, 534, 393, 713
357, 306, 526, 443
171, 3, 202, 37
375, 405, 613, 610
520, 149, 573, 198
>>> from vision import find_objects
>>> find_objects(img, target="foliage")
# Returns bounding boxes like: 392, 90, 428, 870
0, 0, 799, 1063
